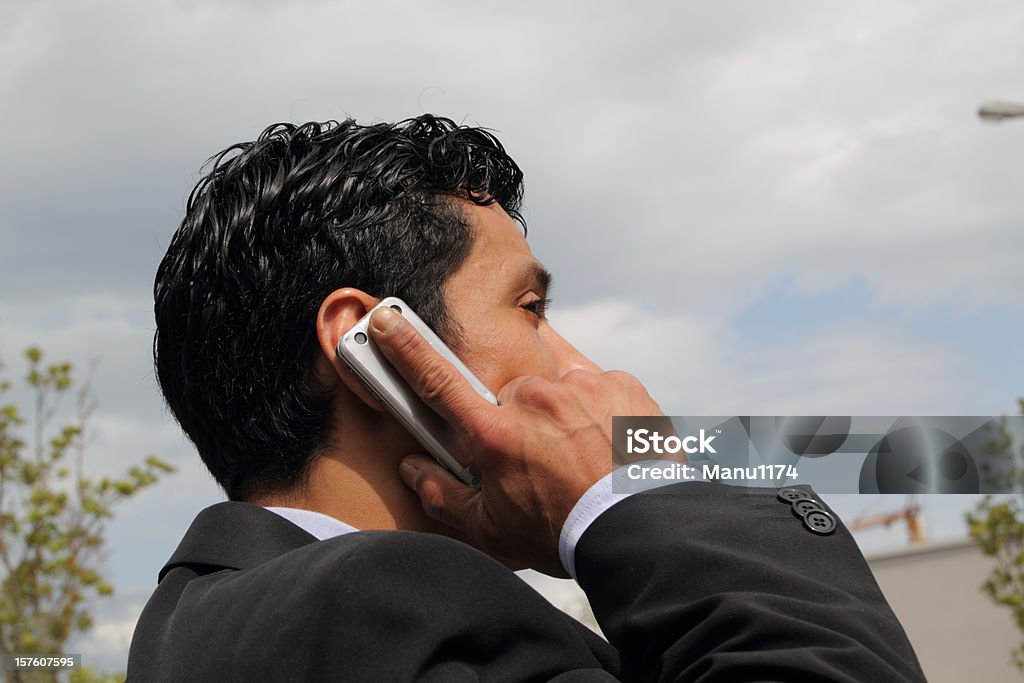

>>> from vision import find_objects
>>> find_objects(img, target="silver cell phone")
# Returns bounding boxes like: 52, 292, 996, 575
335, 297, 498, 486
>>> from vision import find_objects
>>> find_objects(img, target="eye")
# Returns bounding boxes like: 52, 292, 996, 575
521, 296, 551, 319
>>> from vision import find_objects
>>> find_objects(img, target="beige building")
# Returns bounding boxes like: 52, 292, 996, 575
867, 539, 1021, 682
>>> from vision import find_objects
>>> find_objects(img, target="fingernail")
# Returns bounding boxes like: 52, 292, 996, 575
399, 457, 421, 488
370, 306, 402, 334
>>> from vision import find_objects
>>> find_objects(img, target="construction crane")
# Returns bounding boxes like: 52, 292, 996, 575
848, 495, 925, 545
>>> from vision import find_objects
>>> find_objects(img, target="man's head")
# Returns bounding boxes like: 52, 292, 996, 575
155, 115, 521, 499
155, 115, 593, 505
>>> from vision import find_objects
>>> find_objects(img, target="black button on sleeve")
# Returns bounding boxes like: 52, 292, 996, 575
791, 499, 822, 518
802, 509, 837, 535
776, 487, 812, 503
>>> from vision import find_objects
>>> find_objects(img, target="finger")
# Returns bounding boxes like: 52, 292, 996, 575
495, 375, 560, 414
399, 455, 484, 534
369, 307, 498, 436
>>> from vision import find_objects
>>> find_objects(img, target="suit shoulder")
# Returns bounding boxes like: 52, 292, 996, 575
131, 529, 603, 682
291, 530, 513, 587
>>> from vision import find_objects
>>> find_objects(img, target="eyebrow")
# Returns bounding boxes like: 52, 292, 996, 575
522, 261, 553, 296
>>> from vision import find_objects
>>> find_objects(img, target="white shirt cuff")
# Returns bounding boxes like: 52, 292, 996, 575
558, 462, 705, 580
557, 472, 633, 580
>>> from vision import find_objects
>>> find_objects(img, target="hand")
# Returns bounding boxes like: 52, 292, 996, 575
368, 306, 664, 577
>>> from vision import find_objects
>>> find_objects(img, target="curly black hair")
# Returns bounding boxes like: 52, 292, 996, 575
154, 115, 525, 500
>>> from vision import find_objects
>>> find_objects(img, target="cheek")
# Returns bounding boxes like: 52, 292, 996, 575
455, 320, 510, 389
487, 335, 561, 389
463, 326, 559, 391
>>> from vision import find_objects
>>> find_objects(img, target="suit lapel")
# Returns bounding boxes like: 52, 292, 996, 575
160, 501, 318, 581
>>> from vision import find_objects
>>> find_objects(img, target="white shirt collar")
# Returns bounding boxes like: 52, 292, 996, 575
264, 506, 358, 541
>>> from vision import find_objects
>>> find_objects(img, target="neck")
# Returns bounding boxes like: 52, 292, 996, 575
253, 403, 447, 534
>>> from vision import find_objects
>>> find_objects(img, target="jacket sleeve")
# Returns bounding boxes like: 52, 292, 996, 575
573, 482, 927, 682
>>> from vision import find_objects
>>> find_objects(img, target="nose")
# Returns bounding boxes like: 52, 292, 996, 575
542, 325, 603, 376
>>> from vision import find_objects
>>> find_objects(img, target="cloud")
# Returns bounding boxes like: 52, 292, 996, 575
0, 294, 166, 422
2, 0, 1022, 318
550, 299, 972, 415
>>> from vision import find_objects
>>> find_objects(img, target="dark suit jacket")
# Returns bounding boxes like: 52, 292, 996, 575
127, 483, 926, 681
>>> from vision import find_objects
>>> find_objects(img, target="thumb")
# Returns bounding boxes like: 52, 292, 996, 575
399, 455, 483, 533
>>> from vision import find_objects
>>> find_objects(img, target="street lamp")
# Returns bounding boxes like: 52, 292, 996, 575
978, 100, 1024, 122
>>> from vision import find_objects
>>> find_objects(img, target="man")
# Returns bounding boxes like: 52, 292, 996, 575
128, 115, 926, 681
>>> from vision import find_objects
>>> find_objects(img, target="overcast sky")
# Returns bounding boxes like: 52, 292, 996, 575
1, 0, 1022, 672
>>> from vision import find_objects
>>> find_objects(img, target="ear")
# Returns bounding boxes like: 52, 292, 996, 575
315, 288, 386, 411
